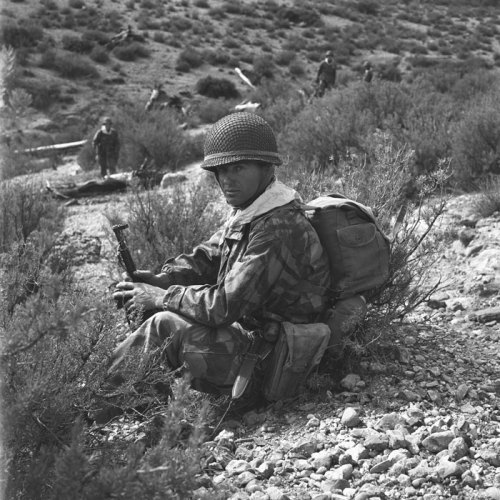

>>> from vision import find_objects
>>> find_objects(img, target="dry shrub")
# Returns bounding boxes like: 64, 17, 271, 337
0, 179, 114, 498
175, 47, 204, 72
192, 97, 233, 125
279, 131, 450, 357
78, 105, 203, 173
276, 86, 375, 169
451, 89, 500, 187
195, 75, 240, 99
106, 177, 226, 272
0, 18, 45, 48
0, 179, 61, 251
470, 175, 500, 217
40, 50, 99, 79
113, 42, 150, 61
1, 174, 224, 500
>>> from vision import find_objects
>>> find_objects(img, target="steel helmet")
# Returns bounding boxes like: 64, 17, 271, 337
201, 112, 282, 171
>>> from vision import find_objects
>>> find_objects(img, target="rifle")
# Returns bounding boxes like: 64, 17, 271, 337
112, 223, 156, 326
112, 223, 137, 278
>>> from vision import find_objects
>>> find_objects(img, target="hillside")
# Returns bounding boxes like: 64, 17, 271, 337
2, 0, 500, 144
2, 2, 500, 498
4, 153, 500, 500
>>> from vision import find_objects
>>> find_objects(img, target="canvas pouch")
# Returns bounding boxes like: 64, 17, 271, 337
263, 322, 331, 402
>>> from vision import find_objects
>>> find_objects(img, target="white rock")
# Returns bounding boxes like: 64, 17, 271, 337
340, 373, 362, 390
341, 407, 361, 427
226, 459, 252, 476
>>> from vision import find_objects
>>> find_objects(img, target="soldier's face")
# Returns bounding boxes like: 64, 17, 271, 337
214, 161, 271, 208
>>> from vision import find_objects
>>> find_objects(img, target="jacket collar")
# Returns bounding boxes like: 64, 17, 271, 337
225, 178, 301, 230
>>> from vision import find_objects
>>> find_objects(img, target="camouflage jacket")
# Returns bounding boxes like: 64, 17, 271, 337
160, 181, 331, 329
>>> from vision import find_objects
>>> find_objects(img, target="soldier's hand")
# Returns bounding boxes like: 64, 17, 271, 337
128, 270, 173, 288
113, 281, 166, 313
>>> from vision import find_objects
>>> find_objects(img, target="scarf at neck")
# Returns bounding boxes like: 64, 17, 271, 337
225, 178, 301, 229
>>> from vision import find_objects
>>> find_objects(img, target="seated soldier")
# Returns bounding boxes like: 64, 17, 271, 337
109, 112, 331, 407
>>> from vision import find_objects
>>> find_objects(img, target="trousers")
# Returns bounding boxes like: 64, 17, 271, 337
109, 311, 253, 394
96, 153, 117, 177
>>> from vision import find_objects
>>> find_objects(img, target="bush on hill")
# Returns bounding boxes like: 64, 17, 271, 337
78, 105, 203, 174
175, 47, 204, 72
90, 45, 109, 64
451, 90, 500, 186
82, 29, 111, 46
0, 18, 45, 48
113, 42, 150, 61
40, 50, 99, 79
276, 5, 323, 27
61, 34, 94, 54
195, 75, 240, 99
192, 98, 233, 125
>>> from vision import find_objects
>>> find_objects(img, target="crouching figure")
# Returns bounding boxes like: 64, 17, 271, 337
110, 112, 331, 411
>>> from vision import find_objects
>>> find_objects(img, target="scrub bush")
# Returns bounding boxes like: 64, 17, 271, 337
451, 90, 500, 187
175, 47, 204, 72
40, 50, 99, 79
0, 18, 45, 48
77, 104, 203, 173
0, 178, 226, 500
90, 45, 109, 63
113, 42, 150, 61
191, 97, 233, 124
470, 175, 500, 217
107, 179, 225, 272
61, 34, 94, 54
279, 133, 449, 357
195, 75, 240, 99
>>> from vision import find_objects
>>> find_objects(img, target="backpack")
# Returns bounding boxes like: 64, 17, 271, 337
304, 194, 391, 357
261, 194, 391, 401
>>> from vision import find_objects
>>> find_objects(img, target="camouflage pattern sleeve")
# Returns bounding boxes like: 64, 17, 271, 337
162, 227, 285, 326
161, 206, 330, 328
159, 228, 223, 286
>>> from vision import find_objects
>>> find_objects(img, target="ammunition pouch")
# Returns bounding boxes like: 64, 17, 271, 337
263, 322, 331, 402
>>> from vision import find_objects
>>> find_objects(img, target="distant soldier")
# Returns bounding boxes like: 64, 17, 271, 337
315, 50, 337, 97
363, 61, 374, 83
92, 116, 120, 178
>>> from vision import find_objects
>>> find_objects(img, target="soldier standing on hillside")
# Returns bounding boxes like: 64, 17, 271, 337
92, 116, 120, 178
363, 61, 374, 83
315, 50, 337, 97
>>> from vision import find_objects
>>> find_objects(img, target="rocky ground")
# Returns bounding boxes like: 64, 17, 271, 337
43, 160, 500, 500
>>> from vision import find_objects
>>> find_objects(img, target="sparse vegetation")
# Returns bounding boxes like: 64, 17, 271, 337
112, 41, 150, 61
90, 45, 109, 63
61, 34, 94, 54
195, 75, 240, 99
40, 50, 100, 79
471, 175, 500, 217
2, 0, 500, 497
0, 18, 45, 48
175, 46, 203, 72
